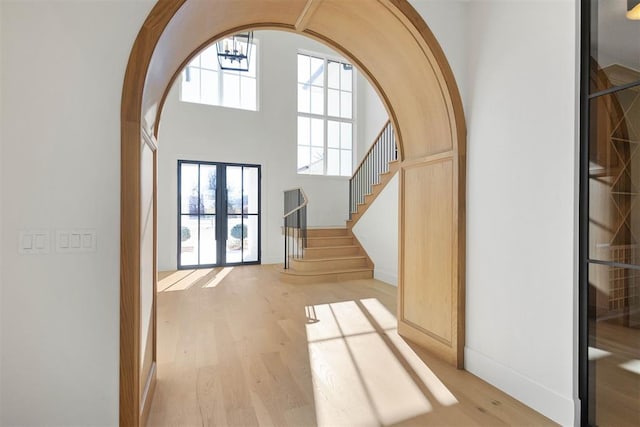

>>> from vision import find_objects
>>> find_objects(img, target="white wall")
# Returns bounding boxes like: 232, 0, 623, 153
462, 1, 578, 425
0, 1, 155, 425
356, 74, 388, 164
0, 1, 3, 415
352, 174, 398, 286
158, 30, 381, 269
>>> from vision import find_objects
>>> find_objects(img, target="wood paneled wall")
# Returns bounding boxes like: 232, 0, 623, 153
121, 0, 466, 425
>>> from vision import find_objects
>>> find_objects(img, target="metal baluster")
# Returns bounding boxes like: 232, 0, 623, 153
373, 141, 377, 183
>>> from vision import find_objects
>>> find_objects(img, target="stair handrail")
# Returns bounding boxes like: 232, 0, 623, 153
283, 187, 309, 219
349, 121, 397, 218
283, 188, 308, 269
352, 119, 392, 177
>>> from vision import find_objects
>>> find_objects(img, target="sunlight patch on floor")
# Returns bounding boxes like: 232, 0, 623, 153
331, 301, 377, 336
202, 267, 234, 288
157, 270, 195, 292
306, 304, 343, 342
159, 268, 213, 292
360, 298, 458, 407
306, 297, 460, 426
359, 298, 396, 330
385, 331, 459, 407
346, 332, 433, 424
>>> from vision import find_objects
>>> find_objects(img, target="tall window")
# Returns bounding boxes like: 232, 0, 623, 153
297, 52, 354, 176
181, 42, 258, 111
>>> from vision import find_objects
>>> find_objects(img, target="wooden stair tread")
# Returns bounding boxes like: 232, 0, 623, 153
306, 227, 348, 237
295, 255, 366, 262
305, 245, 360, 250
306, 227, 347, 230
305, 236, 354, 248
280, 267, 373, 276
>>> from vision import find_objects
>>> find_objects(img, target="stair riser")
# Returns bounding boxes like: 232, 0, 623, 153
290, 258, 368, 272
306, 228, 349, 237
304, 246, 361, 259
306, 237, 354, 247
280, 270, 373, 285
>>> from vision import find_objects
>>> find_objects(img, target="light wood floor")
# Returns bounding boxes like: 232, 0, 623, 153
148, 265, 556, 426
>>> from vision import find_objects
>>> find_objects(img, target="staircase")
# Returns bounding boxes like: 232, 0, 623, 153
280, 121, 398, 284
280, 227, 373, 284
347, 120, 399, 229
347, 159, 400, 229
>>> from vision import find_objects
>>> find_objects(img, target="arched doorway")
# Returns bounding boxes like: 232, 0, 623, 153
120, 1, 466, 425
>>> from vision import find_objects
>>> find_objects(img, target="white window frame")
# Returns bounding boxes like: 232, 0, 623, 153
297, 50, 356, 177
180, 40, 260, 111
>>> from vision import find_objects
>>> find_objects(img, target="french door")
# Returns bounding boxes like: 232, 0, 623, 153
178, 160, 261, 268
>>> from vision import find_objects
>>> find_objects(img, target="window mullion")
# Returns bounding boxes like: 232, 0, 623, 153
218, 69, 224, 105
324, 58, 329, 175
199, 67, 204, 104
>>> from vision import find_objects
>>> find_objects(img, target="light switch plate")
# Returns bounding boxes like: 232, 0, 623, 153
19, 230, 50, 254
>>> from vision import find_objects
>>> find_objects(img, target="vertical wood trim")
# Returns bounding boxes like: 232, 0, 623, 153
120, 122, 142, 427
120, 1, 187, 425
152, 148, 158, 371
140, 362, 157, 427
138, 145, 159, 424
397, 155, 463, 367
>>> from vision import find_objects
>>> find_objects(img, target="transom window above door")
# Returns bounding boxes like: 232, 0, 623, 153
297, 52, 354, 176
180, 41, 258, 111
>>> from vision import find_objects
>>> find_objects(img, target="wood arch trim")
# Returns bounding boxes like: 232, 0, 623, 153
120, 1, 466, 425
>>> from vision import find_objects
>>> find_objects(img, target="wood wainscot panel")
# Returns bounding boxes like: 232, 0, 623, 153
399, 155, 461, 367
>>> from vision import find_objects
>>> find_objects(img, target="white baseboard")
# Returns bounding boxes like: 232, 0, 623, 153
261, 256, 282, 265
373, 269, 397, 286
464, 347, 576, 426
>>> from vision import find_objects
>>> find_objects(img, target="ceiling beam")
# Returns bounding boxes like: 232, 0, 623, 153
295, 0, 324, 32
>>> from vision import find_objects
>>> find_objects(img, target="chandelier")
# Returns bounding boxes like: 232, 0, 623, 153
216, 32, 254, 72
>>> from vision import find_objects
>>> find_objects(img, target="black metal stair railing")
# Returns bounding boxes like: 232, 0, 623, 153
349, 121, 397, 218
283, 188, 308, 269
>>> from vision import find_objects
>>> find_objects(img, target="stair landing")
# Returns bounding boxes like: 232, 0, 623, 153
280, 227, 373, 284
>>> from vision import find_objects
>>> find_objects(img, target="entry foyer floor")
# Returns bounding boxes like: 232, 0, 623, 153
148, 265, 555, 426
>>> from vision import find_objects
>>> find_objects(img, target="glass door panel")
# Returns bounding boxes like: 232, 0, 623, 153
242, 214, 259, 263
200, 164, 217, 214
243, 166, 259, 214
226, 166, 243, 215
180, 215, 199, 267
199, 214, 217, 265
180, 163, 199, 215
242, 166, 259, 262
226, 214, 244, 264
